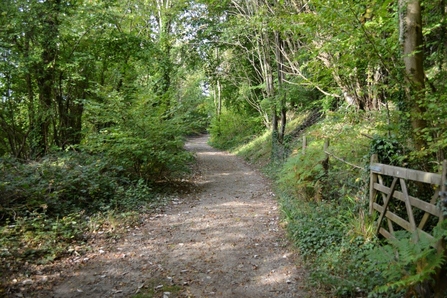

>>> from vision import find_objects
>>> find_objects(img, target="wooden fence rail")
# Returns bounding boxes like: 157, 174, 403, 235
369, 154, 445, 243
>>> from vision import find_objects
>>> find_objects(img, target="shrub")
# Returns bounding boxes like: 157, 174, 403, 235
113, 179, 158, 211
83, 92, 194, 181
208, 110, 263, 150
369, 135, 404, 166
0, 152, 127, 220
0, 150, 171, 222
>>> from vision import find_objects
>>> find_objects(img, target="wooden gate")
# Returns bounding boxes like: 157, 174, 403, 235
369, 154, 445, 242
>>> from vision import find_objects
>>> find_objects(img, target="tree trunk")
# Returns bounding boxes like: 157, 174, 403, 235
261, 32, 277, 134
399, 0, 428, 151
24, 33, 35, 159
216, 79, 222, 121
275, 31, 286, 144
32, 0, 62, 156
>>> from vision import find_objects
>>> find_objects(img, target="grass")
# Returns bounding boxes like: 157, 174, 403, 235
234, 130, 272, 167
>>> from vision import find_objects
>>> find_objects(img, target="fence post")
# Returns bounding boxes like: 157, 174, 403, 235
435, 160, 447, 295
441, 160, 447, 222
302, 135, 307, 155
369, 154, 379, 215
323, 138, 330, 174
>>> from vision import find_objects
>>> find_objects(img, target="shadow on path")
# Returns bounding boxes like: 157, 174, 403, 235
46, 135, 307, 297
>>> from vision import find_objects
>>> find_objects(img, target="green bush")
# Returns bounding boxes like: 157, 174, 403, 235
0, 152, 125, 218
83, 94, 193, 181
208, 110, 263, 150
0, 150, 172, 222
0, 91, 195, 273
113, 179, 159, 211
369, 135, 404, 166
0, 155, 161, 265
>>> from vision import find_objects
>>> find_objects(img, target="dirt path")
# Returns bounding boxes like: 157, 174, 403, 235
43, 135, 307, 297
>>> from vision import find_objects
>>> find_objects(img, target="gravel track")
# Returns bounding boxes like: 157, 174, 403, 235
28, 135, 307, 297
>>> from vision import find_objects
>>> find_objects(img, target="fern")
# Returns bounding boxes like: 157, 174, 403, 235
370, 221, 447, 296
277, 148, 326, 201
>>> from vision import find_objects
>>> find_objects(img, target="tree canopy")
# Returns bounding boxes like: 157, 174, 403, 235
1, 0, 447, 160
1, 0, 447, 217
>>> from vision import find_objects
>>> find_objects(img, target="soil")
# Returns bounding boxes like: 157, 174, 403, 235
8, 135, 307, 297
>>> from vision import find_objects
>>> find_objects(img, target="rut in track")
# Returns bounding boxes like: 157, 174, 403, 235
48, 135, 307, 297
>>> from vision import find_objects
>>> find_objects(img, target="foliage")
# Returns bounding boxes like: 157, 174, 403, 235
0, 152, 125, 219
0, 211, 86, 265
113, 179, 155, 211
0, 0, 205, 159
276, 111, 373, 202
369, 135, 404, 166
235, 130, 273, 167
0, 208, 143, 268
235, 109, 427, 297
207, 0, 447, 294
199, 0, 447, 167
83, 92, 193, 181
369, 221, 447, 297
2, 0, 447, 295
0, 0, 207, 288
0, 150, 172, 272
277, 147, 326, 202
208, 109, 263, 150
280, 195, 392, 297
0, 146, 186, 221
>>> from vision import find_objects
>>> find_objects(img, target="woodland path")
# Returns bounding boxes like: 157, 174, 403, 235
40, 135, 307, 297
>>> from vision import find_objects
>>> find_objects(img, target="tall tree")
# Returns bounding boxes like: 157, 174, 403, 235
399, 0, 428, 150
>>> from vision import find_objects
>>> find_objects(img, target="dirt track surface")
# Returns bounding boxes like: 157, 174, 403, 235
31, 135, 307, 297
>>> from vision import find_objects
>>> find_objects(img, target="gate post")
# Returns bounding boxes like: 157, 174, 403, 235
369, 154, 379, 216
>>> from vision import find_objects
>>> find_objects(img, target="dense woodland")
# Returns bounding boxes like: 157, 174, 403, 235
1, 0, 447, 297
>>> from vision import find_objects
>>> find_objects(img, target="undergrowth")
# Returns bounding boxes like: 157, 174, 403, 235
0, 148, 191, 294
0, 209, 144, 265
280, 194, 390, 296
370, 224, 447, 297
0, 151, 176, 220
231, 109, 447, 297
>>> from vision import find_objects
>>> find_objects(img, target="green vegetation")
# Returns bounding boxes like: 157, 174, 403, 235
371, 224, 447, 296
2, 0, 447, 296
209, 108, 264, 150
0, 0, 207, 288
203, 0, 447, 295
0, 209, 142, 265
226, 110, 447, 297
